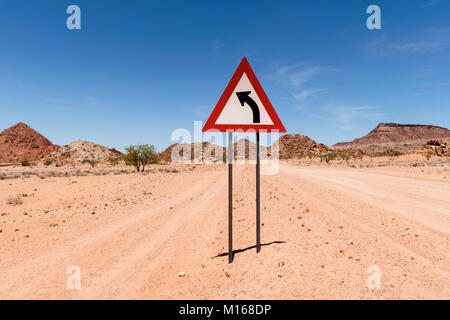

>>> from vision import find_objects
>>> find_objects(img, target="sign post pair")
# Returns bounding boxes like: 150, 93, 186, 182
203, 57, 286, 263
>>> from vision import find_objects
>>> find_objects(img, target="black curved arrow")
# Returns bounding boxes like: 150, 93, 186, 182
236, 91, 260, 123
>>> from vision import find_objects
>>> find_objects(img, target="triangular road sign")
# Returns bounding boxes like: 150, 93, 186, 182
203, 57, 286, 132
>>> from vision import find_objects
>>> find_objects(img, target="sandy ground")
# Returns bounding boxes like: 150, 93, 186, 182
0, 161, 449, 299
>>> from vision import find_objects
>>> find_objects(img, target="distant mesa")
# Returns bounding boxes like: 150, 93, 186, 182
334, 123, 450, 147
0, 122, 59, 163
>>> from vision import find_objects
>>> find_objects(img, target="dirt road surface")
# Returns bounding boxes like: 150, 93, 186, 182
0, 163, 448, 299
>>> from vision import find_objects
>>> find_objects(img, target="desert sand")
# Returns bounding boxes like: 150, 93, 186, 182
0, 160, 449, 300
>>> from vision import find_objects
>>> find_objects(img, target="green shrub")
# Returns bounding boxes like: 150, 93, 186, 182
82, 159, 98, 168
21, 160, 31, 167
338, 153, 351, 161
321, 153, 338, 164
123, 144, 158, 172
373, 150, 403, 157
108, 157, 119, 166
7, 194, 23, 205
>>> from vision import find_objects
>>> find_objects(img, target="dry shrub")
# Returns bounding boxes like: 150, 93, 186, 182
7, 194, 23, 205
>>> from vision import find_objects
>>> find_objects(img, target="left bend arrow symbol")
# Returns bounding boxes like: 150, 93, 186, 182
236, 91, 261, 123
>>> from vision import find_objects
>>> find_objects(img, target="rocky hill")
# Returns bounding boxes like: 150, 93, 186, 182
0, 122, 59, 163
272, 134, 330, 159
233, 139, 269, 160
159, 142, 225, 163
422, 139, 450, 157
160, 135, 330, 162
45, 140, 122, 165
334, 123, 450, 147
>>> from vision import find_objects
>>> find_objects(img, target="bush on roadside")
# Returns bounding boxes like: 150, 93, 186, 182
21, 160, 31, 167
123, 144, 158, 172
373, 150, 403, 157
320, 152, 338, 164
7, 194, 23, 205
81, 159, 98, 168
108, 157, 120, 166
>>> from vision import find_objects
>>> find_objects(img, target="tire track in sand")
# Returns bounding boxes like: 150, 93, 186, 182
0, 170, 225, 299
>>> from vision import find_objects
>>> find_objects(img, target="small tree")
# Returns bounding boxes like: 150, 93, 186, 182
138, 144, 158, 172
123, 144, 158, 172
123, 145, 141, 172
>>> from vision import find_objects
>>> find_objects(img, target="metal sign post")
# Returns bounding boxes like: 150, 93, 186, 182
228, 132, 233, 263
256, 132, 261, 253
202, 57, 286, 264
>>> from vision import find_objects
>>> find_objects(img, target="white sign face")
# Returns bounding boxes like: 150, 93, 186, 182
203, 57, 286, 133
215, 73, 274, 125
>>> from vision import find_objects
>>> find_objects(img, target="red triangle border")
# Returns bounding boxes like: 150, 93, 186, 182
202, 57, 286, 133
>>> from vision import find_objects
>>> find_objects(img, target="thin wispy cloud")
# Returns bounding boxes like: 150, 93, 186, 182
329, 105, 387, 130
332, 106, 376, 124
293, 88, 326, 101
288, 66, 336, 89
275, 62, 307, 77
422, 0, 440, 8
366, 26, 450, 56
269, 62, 387, 131
189, 106, 209, 118
211, 39, 228, 52
269, 63, 337, 101
304, 105, 387, 130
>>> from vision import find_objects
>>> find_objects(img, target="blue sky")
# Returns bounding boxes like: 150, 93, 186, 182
0, 0, 449, 151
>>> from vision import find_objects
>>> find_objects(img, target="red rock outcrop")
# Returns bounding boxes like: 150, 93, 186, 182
0, 122, 59, 163
272, 134, 330, 159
